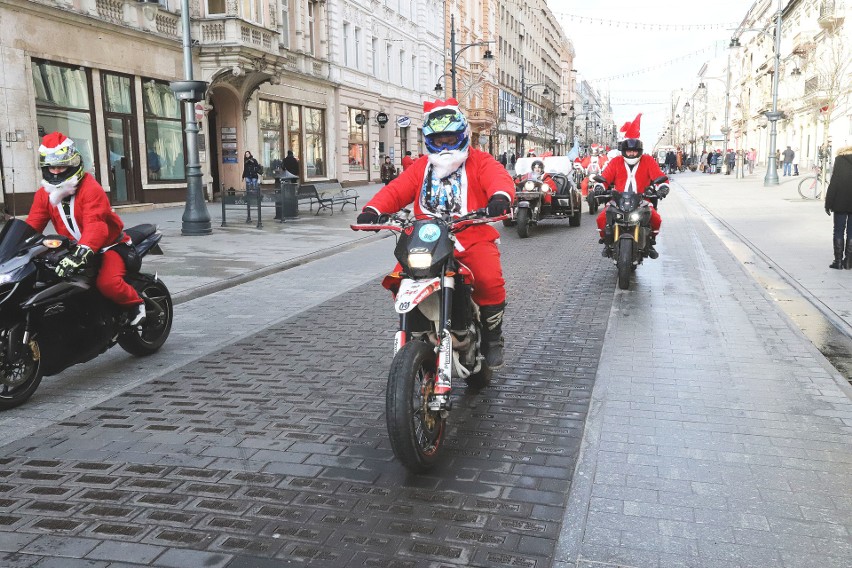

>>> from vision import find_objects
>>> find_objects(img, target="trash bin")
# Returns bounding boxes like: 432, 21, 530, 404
276, 171, 299, 219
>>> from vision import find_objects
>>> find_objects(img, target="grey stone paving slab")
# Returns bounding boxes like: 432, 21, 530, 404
555, 186, 852, 567
0, 217, 616, 566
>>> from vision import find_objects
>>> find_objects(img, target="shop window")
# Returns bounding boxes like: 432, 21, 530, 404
31, 60, 97, 178
304, 107, 326, 178
348, 108, 367, 171
288, 105, 302, 171
142, 80, 185, 182
259, 100, 283, 178
102, 74, 132, 114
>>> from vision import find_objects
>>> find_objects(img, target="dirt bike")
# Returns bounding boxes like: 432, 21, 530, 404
593, 175, 669, 290
352, 209, 506, 472
0, 219, 172, 410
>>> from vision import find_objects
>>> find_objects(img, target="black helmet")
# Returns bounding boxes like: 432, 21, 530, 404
620, 138, 643, 165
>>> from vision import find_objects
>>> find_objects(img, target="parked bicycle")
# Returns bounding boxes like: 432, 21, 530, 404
799, 148, 832, 200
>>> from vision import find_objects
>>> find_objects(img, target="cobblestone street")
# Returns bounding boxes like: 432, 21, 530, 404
0, 215, 613, 567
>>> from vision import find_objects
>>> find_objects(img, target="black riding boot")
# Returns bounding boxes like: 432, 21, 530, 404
830, 238, 844, 269
844, 239, 852, 269
647, 234, 659, 259
479, 303, 505, 369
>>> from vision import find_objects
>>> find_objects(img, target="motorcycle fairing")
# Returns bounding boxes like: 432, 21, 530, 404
394, 220, 453, 278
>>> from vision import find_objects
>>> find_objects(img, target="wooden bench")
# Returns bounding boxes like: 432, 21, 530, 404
297, 181, 359, 215
221, 188, 285, 229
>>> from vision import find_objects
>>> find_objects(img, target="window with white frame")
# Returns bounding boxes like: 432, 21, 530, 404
355, 27, 362, 70
207, 0, 225, 15
281, 0, 290, 48
372, 38, 378, 76
307, 1, 316, 55
411, 55, 416, 90
386, 42, 392, 82
399, 50, 405, 86
343, 23, 351, 66
241, 0, 262, 24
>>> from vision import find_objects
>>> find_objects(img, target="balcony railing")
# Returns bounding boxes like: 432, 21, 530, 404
819, 0, 846, 30
197, 18, 279, 54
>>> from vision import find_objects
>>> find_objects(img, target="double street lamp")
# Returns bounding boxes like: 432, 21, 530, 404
448, 14, 494, 100
519, 65, 549, 156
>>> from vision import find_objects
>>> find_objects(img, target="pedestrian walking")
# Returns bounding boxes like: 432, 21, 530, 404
243, 151, 262, 191
782, 146, 794, 176
824, 146, 852, 269
282, 150, 299, 177
725, 149, 735, 175
747, 148, 756, 174
401, 151, 414, 171
380, 155, 397, 185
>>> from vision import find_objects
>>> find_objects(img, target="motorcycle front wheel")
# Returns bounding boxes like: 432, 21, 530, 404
386, 340, 444, 473
119, 278, 173, 356
0, 339, 43, 411
617, 241, 633, 290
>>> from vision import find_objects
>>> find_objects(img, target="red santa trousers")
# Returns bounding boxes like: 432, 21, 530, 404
96, 250, 144, 307
596, 204, 662, 238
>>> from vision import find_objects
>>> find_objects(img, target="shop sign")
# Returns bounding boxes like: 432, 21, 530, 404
396, 116, 411, 128
376, 112, 389, 127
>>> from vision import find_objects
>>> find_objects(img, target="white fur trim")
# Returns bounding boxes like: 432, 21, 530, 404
39, 137, 74, 154
43, 179, 79, 206
424, 104, 460, 117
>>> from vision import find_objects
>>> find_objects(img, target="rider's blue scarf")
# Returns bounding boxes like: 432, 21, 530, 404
421, 165, 462, 215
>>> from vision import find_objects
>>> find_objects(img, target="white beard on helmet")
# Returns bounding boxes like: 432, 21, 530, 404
428, 148, 469, 179
42, 178, 79, 206
624, 156, 640, 166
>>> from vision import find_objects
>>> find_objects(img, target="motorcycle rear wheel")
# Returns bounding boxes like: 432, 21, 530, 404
386, 340, 444, 473
517, 208, 532, 238
617, 242, 633, 290
0, 339, 43, 411
119, 278, 173, 356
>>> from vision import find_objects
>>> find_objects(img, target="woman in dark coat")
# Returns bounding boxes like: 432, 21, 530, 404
824, 146, 852, 269
242, 151, 261, 191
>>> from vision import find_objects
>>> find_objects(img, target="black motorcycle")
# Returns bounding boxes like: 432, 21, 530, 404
0, 219, 173, 410
352, 209, 505, 472
593, 175, 669, 290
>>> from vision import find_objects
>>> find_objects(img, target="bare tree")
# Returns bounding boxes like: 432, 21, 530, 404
807, 25, 852, 158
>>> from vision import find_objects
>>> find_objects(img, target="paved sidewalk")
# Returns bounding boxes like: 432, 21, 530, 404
113, 183, 385, 303
670, 171, 852, 336
556, 187, 852, 567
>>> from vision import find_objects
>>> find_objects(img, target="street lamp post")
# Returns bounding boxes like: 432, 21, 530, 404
519, 65, 548, 156
449, 14, 494, 100
171, 0, 211, 235
730, 0, 783, 186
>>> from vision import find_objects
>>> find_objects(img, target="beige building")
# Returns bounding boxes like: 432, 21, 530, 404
496, 0, 573, 158
0, 0, 443, 215
681, 0, 850, 168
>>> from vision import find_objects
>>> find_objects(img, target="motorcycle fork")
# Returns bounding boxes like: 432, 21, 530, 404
430, 273, 455, 405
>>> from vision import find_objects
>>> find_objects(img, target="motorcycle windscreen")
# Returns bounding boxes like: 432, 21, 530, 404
0, 219, 40, 264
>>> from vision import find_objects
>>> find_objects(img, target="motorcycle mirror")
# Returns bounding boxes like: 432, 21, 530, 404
652, 176, 668, 185
591, 175, 606, 184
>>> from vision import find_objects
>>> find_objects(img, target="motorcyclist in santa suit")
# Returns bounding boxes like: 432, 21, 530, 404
579, 143, 608, 197
26, 131, 146, 325
595, 114, 665, 259
356, 98, 515, 368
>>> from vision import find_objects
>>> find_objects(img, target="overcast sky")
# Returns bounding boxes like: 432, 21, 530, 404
548, 0, 755, 149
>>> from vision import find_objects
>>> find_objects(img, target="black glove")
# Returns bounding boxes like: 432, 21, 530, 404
826, 207, 832, 216
487, 195, 511, 217
55, 245, 93, 277
356, 210, 379, 224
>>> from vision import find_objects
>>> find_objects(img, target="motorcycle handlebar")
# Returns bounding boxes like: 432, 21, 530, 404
350, 209, 508, 232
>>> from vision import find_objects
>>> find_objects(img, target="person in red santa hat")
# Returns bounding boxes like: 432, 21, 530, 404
355, 98, 515, 368
595, 114, 666, 259
26, 132, 146, 325
579, 143, 608, 197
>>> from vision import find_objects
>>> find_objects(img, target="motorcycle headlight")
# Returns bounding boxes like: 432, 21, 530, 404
408, 252, 433, 269
629, 212, 641, 222
524, 181, 536, 191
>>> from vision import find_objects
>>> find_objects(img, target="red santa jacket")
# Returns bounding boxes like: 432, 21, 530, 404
26, 173, 126, 251
581, 155, 608, 175
365, 148, 514, 250
600, 154, 666, 195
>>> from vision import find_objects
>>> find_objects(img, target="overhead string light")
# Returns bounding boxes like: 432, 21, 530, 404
587, 42, 725, 82
552, 12, 737, 32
